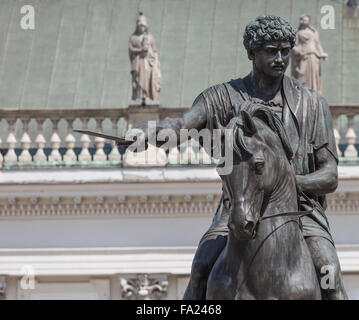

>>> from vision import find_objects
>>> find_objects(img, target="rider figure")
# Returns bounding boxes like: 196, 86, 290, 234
127, 15, 348, 300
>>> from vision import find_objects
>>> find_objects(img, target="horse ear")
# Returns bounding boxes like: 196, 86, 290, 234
241, 110, 257, 135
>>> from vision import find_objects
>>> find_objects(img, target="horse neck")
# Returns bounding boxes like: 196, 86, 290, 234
264, 159, 298, 217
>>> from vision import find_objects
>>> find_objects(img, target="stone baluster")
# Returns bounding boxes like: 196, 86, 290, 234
198, 145, 212, 164
123, 142, 167, 167
108, 118, 121, 162
191, 139, 200, 164
145, 143, 167, 166
33, 119, 47, 162
178, 142, 188, 165
78, 118, 92, 162
63, 118, 77, 161
18, 119, 32, 162
93, 118, 107, 161
179, 139, 199, 165
167, 146, 180, 165
344, 114, 358, 158
4, 119, 18, 163
332, 115, 341, 157
48, 118, 62, 162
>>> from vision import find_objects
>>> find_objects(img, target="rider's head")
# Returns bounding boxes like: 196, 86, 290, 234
243, 15, 296, 79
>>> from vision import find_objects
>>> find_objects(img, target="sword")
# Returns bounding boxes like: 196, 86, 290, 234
73, 130, 134, 146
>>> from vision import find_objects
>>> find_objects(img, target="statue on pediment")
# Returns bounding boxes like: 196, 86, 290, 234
291, 14, 328, 94
129, 12, 161, 106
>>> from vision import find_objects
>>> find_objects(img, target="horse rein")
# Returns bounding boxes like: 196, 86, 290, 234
259, 191, 316, 221
259, 207, 313, 221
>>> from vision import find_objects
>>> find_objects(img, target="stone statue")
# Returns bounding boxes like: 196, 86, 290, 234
291, 14, 328, 95
129, 12, 161, 106
112, 15, 347, 300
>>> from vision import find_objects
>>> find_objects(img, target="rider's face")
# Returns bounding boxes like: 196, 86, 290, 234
250, 41, 291, 79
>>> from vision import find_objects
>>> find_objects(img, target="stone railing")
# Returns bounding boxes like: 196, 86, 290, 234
0, 107, 214, 169
0, 108, 125, 168
0, 105, 358, 169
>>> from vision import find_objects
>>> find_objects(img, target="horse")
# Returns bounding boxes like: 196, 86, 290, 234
206, 103, 321, 300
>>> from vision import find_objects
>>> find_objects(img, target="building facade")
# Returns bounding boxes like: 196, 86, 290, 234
0, 0, 359, 299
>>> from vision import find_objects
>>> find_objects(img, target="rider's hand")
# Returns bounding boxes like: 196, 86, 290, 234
295, 175, 304, 194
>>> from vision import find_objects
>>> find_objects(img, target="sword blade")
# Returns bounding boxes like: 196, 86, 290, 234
73, 130, 134, 146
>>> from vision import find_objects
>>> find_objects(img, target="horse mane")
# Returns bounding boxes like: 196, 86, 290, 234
227, 103, 293, 161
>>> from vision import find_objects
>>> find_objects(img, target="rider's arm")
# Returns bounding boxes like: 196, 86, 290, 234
158, 94, 207, 135
295, 94, 338, 197
127, 93, 208, 146
295, 147, 338, 197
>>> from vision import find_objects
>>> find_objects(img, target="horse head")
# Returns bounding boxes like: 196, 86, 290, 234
217, 103, 294, 241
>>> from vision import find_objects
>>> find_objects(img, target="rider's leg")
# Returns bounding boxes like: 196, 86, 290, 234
305, 236, 348, 300
183, 235, 227, 300
206, 237, 240, 300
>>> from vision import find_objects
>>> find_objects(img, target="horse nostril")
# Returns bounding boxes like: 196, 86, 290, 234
244, 221, 254, 234
223, 199, 231, 210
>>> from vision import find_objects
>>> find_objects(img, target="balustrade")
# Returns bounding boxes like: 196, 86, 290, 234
0, 106, 357, 169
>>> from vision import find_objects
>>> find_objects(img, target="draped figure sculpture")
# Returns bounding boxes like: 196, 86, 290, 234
291, 14, 328, 95
129, 12, 161, 106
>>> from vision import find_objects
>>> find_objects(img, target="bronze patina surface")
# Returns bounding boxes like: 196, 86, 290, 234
124, 15, 348, 300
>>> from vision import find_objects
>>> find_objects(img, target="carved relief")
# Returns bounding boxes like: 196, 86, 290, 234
119, 274, 168, 300
0, 193, 220, 219
0, 191, 357, 219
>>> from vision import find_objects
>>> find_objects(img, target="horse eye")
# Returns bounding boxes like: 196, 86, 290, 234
254, 161, 264, 173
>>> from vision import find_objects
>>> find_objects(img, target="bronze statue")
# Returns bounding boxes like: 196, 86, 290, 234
87, 15, 347, 300
291, 14, 328, 95
129, 12, 161, 106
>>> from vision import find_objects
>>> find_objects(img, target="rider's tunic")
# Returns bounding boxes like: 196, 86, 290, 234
194, 74, 338, 246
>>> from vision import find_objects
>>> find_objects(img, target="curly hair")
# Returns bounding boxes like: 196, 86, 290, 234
243, 15, 296, 51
